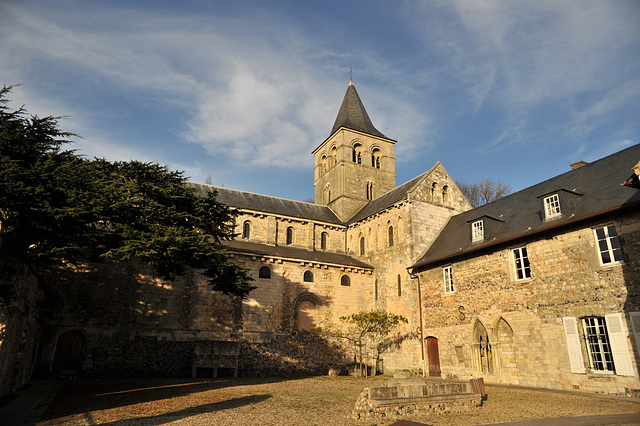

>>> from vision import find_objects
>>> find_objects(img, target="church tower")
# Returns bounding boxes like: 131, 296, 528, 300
312, 81, 397, 221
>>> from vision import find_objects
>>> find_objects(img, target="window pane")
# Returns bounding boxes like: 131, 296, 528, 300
583, 317, 614, 372
598, 239, 609, 251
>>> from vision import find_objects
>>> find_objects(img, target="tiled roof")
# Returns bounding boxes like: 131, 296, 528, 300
329, 81, 387, 139
189, 183, 344, 225
411, 143, 640, 270
224, 240, 373, 269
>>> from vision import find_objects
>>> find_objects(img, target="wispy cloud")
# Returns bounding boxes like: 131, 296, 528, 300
407, 0, 640, 152
0, 1, 637, 195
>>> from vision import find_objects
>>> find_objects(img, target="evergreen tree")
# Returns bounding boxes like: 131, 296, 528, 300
0, 85, 254, 300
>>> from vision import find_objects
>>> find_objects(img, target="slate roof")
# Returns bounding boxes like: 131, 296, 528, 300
223, 240, 373, 269
329, 81, 387, 139
348, 167, 434, 223
410, 143, 640, 270
189, 183, 344, 225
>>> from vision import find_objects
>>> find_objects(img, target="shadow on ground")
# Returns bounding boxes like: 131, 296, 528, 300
86, 394, 272, 426
38, 377, 283, 423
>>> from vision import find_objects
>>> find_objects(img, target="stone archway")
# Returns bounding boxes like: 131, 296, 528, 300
496, 317, 516, 380
52, 330, 84, 371
473, 320, 493, 374
293, 293, 322, 331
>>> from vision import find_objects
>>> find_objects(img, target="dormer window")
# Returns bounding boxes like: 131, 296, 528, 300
544, 194, 561, 219
472, 220, 484, 242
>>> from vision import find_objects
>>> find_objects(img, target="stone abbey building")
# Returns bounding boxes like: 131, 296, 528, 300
6, 81, 640, 397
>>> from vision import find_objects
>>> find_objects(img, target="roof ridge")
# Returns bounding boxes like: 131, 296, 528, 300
189, 182, 323, 207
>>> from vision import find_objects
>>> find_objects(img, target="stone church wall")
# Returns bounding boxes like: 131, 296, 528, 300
32, 255, 363, 379
231, 253, 374, 338
340, 167, 472, 375
416, 211, 640, 395
0, 265, 42, 396
35, 260, 240, 377
235, 212, 346, 253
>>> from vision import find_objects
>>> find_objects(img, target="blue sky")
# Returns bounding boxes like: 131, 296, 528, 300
2, 0, 639, 202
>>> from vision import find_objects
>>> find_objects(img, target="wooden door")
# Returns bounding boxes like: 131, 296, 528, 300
426, 336, 441, 377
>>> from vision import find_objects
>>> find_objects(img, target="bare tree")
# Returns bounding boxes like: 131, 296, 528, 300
459, 179, 512, 207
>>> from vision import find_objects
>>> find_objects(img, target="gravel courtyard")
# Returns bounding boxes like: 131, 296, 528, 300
37, 376, 640, 425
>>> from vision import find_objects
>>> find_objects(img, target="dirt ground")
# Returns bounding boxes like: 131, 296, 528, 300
37, 376, 640, 425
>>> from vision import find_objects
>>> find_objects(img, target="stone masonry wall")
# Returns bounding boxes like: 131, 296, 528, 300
416, 211, 640, 395
0, 265, 42, 396
230, 253, 374, 338
36, 260, 239, 376
314, 129, 396, 221
235, 211, 347, 253
342, 164, 472, 374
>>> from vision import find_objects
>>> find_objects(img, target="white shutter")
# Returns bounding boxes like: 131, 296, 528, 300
562, 317, 585, 374
630, 312, 640, 363
605, 313, 635, 377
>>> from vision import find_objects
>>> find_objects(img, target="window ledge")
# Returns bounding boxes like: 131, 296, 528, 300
585, 371, 617, 378
597, 262, 624, 271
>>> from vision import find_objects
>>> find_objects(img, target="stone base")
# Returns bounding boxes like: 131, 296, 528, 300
351, 379, 482, 420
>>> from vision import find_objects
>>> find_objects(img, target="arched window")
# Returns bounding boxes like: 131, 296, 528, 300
242, 221, 251, 239
359, 236, 365, 255
258, 266, 271, 279
397, 274, 402, 297
321, 155, 327, 175
320, 232, 328, 250
353, 143, 364, 164
324, 183, 331, 204
372, 148, 381, 169
330, 146, 337, 167
341, 275, 351, 286
442, 185, 450, 205
366, 182, 374, 200
286, 227, 294, 245
303, 270, 314, 282
431, 183, 440, 203
388, 225, 394, 247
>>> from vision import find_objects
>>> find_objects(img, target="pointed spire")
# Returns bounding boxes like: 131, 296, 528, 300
330, 82, 386, 138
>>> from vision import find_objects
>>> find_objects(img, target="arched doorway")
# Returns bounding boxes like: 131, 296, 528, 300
52, 330, 84, 371
296, 301, 317, 331
426, 336, 441, 377
473, 321, 493, 373
293, 293, 322, 331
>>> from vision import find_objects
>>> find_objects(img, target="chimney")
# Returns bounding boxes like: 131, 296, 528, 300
570, 161, 589, 170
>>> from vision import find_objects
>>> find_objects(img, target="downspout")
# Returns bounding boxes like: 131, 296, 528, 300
408, 268, 426, 377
